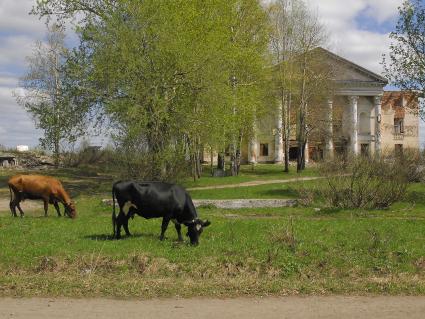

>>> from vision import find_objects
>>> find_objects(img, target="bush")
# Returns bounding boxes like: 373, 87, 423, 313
111, 146, 190, 182
319, 154, 414, 209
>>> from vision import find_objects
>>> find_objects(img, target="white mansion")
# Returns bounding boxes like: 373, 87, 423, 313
242, 48, 419, 164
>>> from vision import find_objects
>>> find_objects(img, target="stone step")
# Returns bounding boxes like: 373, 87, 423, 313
102, 198, 297, 209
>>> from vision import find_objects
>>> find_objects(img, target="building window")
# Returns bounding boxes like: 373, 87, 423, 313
360, 144, 370, 156
394, 118, 404, 134
395, 144, 403, 156
260, 143, 269, 156
359, 112, 370, 134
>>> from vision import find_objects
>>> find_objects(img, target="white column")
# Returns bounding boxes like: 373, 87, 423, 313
304, 141, 309, 163
349, 95, 359, 155
274, 103, 284, 163
248, 117, 257, 164
374, 95, 382, 156
325, 98, 334, 159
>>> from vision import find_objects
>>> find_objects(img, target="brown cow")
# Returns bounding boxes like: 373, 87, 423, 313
8, 175, 76, 218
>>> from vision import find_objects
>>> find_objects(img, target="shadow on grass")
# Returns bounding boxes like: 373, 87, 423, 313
316, 207, 345, 215
84, 232, 159, 241
405, 191, 425, 206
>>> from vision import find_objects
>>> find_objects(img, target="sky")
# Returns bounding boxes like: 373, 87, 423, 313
0, 0, 422, 149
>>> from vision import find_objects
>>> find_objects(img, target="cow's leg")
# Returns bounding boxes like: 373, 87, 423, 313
172, 220, 183, 241
53, 201, 61, 217
16, 202, 25, 217
115, 205, 126, 239
9, 199, 17, 217
160, 217, 170, 241
9, 190, 19, 217
123, 211, 131, 237
43, 200, 49, 217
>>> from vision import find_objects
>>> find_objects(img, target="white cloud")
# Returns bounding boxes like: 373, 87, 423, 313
0, 35, 35, 71
305, 0, 403, 74
0, 0, 45, 36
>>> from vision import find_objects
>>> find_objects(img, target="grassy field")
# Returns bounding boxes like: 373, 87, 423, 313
0, 166, 424, 297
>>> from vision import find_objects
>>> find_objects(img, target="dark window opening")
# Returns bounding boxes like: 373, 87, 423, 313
394, 118, 404, 134
395, 97, 403, 107
289, 147, 298, 160
395, 144, 403, 156
260, 143, 269, 156
360, 144, 370, 157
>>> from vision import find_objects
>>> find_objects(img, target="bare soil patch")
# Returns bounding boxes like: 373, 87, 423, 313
0, 296, 424, 319
0, 198, 42, 215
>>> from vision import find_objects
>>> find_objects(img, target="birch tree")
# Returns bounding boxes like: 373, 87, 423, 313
16, 24, 86, 167
268, 0, 328, 172
269, 0, 304, 172
383, 0, 425, 119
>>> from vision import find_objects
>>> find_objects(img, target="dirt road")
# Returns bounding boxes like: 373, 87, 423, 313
187, 176, 322, 190
1, 296, 424, 319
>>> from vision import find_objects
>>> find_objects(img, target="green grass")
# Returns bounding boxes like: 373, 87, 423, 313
0, 195, 424, 297
190, 183, 301, 199
182, 164, 318, 188
0, 166, 424, 297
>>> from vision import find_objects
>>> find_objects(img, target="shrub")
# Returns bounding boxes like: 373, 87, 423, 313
319, 154, 412, 209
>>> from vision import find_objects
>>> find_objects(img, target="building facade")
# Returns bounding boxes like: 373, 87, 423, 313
245, 48, 419, 164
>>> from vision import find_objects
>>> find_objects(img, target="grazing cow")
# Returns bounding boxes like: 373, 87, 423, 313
8, 175, 77, 218
112, 181, 210, 245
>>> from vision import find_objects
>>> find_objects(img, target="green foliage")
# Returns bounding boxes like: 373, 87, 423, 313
383, 0, 425, 119
32, 0, 272, 179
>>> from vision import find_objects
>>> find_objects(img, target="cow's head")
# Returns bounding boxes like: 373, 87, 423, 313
185, 219, 211, 245
65, 201, 77, 219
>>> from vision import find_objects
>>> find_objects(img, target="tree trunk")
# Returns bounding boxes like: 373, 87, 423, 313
54, 137, 60, 168
297, 54, 308, 172
217, 152, 225, 170
282, 90, 290, 173
210, 149, 214, 176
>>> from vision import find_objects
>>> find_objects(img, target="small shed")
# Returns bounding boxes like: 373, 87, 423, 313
0, 154, 18, 167
16, 145, 29, 152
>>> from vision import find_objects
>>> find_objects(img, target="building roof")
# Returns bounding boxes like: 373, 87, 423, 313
313, 47, 388, 85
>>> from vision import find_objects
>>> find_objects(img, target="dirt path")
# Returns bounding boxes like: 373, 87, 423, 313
0, 199, 42, 214
187, 176, 322, 191
0, 296, 424, 319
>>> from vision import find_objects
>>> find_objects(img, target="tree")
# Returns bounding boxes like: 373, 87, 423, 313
15, 24, 87, 167
268, 0, 329, 172
269, 0, 305, 173
383, 0, 425, 119
32, 0, 270, 180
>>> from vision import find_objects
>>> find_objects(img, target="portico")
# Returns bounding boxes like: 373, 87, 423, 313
247, 48, 388, 163
227, 48, 418, 165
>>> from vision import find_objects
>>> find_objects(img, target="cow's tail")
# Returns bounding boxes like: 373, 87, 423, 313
112, 184, 117, 237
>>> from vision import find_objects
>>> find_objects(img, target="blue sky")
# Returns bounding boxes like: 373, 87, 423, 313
0, 0, 423, 148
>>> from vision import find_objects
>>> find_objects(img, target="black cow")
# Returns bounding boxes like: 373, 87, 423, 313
112, 181, 210, 245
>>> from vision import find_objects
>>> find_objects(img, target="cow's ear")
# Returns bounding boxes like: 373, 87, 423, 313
202, 220, 211, 227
